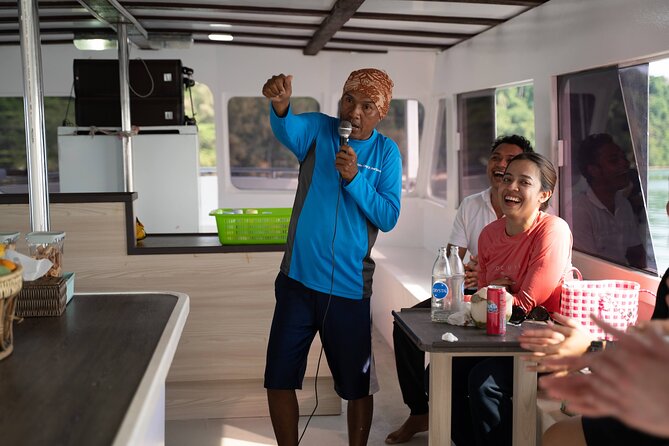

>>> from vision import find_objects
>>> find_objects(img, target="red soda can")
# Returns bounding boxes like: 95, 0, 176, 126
486, 285, 507, 336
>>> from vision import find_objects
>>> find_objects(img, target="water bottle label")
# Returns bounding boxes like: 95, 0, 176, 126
432, 281, 448, 299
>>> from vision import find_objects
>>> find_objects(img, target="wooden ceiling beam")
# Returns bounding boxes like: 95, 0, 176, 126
193, 38, 386, 54
135, 15, 318, 30
330, 37, 452, 50
155, 28, 308, 40
303, 0, 364, 56
123, 2, 326, 17
341, 26, 471, 39
353, 12, 503, 26
0, 15, 93, 23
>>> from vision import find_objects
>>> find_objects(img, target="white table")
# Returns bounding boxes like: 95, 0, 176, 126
393, 308, 537, 446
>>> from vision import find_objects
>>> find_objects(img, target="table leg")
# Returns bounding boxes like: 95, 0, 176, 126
512, 355, 537, 446
429, 353, 452, 446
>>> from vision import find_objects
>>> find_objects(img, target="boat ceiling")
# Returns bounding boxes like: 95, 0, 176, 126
0, 0, 548, 54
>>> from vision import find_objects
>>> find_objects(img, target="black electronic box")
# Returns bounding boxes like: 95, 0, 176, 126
74, 59, 186, 126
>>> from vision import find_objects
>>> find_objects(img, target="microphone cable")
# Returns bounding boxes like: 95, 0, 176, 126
297, 163, 343, 444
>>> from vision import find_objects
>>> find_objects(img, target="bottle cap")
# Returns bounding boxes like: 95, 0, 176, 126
26, 231, 66, 244
0, 232, 20, 244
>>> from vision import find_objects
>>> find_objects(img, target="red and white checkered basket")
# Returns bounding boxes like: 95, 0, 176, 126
560, 268, 651, 340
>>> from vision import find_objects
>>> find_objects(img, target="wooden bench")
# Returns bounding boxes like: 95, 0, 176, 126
371, 245, 433, 347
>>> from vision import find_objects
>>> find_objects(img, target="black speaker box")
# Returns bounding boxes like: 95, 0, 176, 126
74, 59, 184, 98
75, 97, 184, 127
74, 59, 186, 126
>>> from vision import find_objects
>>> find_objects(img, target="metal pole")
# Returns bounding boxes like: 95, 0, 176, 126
18, 0, 50, 231
118, 23, 134, 192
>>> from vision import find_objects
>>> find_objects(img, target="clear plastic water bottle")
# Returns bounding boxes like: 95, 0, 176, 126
431, 246, 452, 322
449, 246, 465, 313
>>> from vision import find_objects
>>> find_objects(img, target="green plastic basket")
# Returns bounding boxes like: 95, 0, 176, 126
209, 208, 292, 245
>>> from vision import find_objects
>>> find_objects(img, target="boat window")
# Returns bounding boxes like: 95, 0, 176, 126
227, 96, 318, 190
227, 97, 423, 193
457, 89, 495, 203
648, 59, 669, 275
0, 96, 73, 193
557, 62, 668, 274
183, 82, 218, 224
428, 98, 447, 200
456, 83, 535, 203
496, 84, 535, 144
185, 82, 216, 175
376, 99, 425, 193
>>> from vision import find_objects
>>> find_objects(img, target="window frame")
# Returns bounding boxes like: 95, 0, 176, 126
557, 64, 660, 274
428, 98, 448, 201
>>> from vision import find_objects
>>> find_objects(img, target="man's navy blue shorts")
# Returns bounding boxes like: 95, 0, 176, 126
264, 272, 377, 401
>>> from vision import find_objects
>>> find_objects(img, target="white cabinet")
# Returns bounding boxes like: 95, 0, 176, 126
132, 127, 200, 233
57, 127, 125, 192
58, 126, 200, 233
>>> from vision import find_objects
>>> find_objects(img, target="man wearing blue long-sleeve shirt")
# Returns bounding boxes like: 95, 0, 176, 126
262, 69, 402, 446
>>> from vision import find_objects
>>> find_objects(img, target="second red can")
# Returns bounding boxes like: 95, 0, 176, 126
486, 285, 507, 336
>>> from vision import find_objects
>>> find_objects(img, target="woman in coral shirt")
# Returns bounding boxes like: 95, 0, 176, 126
477, 152, 573, 313
455, 152, 573, 446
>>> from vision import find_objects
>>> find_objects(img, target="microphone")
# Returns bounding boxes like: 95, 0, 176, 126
338, 120, 352, 146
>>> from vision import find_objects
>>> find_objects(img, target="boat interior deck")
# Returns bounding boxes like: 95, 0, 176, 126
165, 327, 430, 446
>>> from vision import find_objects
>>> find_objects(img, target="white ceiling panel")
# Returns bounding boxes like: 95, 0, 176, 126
345, 18, 488, 34
335, 31, 460, 46
131, 10, 323, 25
0, 0, 548, 53
359, 0, 525, 18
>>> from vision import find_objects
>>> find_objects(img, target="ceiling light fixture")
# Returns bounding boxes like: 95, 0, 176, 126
208, 34, 234, 42
73, 37, 118, 50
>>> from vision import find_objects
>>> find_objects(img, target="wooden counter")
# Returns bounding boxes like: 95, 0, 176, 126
0, 193, 340, 420
0, 292, 189, 445
0, 193, 284, 255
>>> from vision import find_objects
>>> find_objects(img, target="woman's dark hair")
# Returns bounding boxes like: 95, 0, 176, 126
506, 152, 557, 211
491, 134, 534, 153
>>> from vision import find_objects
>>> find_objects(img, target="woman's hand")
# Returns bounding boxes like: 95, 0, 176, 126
519, 313, 593, 373
628, 319, 669, 335
539, 317, 669, 438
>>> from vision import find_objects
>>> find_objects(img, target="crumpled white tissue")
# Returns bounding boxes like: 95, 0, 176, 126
441, 332, 459, 342
446, 302, 476, 327
5, 249, 53, 281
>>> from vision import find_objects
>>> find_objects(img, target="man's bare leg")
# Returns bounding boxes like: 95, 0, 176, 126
347, 394, 374, 446
268, 389, 299, 446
